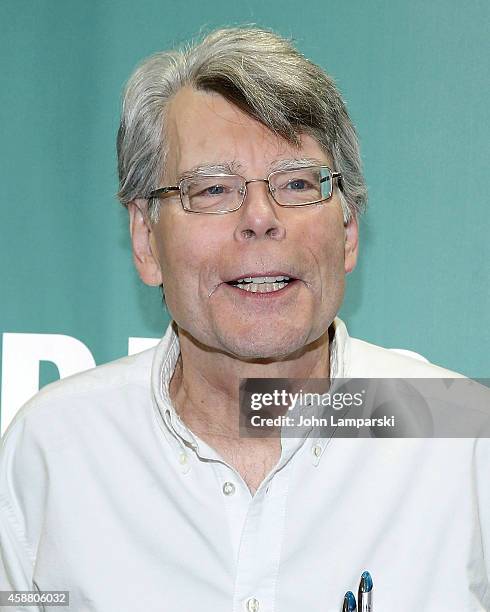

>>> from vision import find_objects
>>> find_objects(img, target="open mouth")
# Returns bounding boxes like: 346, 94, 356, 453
226, 275, 295, 293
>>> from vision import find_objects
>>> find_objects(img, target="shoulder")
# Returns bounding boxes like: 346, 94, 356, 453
0, 345, 159, 540
0, 345, 160, 585
346, 336, 466, 378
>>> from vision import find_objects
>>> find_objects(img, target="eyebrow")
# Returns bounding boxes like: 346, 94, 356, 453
269, 157, 326, 172
178, 161, 244, 181
177, 157, 327, 181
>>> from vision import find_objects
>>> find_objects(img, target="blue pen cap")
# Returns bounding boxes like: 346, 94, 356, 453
343, 591, 357, 611
360, 571, 373, 592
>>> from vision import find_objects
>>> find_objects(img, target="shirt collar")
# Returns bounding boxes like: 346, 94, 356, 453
151, 317, 351, 462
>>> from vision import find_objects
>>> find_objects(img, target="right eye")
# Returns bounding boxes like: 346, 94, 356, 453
204, 184, 225, 196
190, 183, 231, 198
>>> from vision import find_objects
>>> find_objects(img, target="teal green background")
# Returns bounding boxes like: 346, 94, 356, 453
1, 0, 489, 411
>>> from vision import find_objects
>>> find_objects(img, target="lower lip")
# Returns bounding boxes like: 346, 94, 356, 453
224, 279, 300, 299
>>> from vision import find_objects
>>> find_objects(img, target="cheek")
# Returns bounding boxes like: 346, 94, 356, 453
150, 216, 188, 290
303, 218, 346, 275
156, 233, 199, 323
159, 242, 195, 294
155, 216, 219, 297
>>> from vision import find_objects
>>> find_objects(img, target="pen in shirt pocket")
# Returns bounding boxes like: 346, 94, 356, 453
342, 590, 357, 611
358, 571, 373, 612
341, 571, 373, 612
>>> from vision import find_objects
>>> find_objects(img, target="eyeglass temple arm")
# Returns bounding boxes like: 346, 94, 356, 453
319, 172, 342, 181
319, 172, 343, 194
330, 172, 343, 191
148, 186, 179, 199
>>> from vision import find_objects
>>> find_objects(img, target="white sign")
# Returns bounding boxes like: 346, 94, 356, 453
0, 333, 159, 436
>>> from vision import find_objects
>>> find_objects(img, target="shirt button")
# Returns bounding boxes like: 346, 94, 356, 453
312, 444, 322, 458
246, 598, 259, 612
222, 482, 236, 496
179, 452, 188, 465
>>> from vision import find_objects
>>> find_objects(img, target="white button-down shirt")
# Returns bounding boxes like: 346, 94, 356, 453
1, 318, 489, 611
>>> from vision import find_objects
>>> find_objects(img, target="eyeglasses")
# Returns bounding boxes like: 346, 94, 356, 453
147, 165, 342, 214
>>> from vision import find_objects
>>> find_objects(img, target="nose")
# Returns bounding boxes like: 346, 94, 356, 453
233, 179, 287, 241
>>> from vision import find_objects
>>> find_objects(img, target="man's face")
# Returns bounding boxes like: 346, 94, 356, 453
133, 87, 358, 360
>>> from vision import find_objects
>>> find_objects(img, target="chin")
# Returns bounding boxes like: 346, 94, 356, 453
220, 328, 311, 361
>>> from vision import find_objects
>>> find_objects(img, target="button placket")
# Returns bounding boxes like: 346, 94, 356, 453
232, 461, 293, 612
213, 463, 250, 563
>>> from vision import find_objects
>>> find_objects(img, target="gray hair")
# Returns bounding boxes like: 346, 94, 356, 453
117, 27, 367, 224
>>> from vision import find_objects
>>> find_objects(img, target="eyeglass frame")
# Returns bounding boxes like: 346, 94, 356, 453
146, 165, 343, 215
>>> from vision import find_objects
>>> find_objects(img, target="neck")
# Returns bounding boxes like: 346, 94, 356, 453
168, 325, 333, 442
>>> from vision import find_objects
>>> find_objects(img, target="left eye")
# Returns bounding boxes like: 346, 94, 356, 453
287, 179, 309, 190
206, 184, 225, 195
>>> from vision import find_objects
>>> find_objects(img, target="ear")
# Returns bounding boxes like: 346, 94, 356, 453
128, 201, 163, 287
343, 215, 359, 274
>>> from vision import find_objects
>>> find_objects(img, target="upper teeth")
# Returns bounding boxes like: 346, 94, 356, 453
234, 276, 290, 284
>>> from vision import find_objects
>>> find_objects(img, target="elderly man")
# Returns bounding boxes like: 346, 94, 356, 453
1, 27, 489, 612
